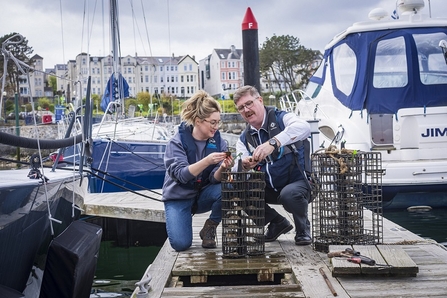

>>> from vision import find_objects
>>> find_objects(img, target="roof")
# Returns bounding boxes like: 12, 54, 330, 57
214, 47, 242, 60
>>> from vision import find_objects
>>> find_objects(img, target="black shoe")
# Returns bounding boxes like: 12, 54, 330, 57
295, 231, 312, 246
264, 218, 293, 242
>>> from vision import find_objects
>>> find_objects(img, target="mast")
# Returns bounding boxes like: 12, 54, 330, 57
110, 0, 120, 77
109, 0, 126, 116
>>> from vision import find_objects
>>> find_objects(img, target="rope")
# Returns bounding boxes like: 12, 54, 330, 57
313, 145, 358, 175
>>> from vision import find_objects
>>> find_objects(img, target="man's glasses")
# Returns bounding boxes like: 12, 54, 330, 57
202, 119, 222, 128
236, 98, 257, 112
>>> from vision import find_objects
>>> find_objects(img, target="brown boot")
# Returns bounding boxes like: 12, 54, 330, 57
199, 219, 219, 248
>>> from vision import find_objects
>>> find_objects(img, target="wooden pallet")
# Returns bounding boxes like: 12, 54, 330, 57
329, 245, 419, 277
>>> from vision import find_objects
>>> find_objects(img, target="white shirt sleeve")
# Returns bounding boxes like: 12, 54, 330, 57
274, 112, 311, 147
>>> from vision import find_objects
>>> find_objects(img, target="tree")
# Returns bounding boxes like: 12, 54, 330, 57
0, 33, 34, 95
259, 34, 321, 93
136, 91, 151, 108
48, 75, 57, 94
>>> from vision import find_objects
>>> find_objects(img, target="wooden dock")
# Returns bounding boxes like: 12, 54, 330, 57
82, 189, 165, 222
132, 205, 447, 298
81, 190, 447, 297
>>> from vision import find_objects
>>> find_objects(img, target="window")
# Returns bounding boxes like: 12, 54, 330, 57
190, 75, 193, 82
181, 75, 184, 82
333, 43, 357, 96
160, 66, 163, 71
222, 72, 226, 80
373, 36, 407, 88
145, 75, 149, 82
414, 32, 447, 85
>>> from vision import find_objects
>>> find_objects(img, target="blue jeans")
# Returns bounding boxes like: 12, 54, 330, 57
164, 183, 222, 251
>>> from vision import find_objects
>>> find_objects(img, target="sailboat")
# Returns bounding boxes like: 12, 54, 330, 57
62, 0, 175, 194
281, 0, 447, 209
0, 34, 102, 297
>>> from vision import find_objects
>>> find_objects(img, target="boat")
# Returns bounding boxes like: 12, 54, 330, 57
0, 35, 101, 297
60, 0, 175, 194
280, 0, 447, 209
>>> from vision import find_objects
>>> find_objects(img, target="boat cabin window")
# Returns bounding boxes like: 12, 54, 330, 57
414, 32, 447, 85
333, 43, 356, 96
373, 36, 408, 88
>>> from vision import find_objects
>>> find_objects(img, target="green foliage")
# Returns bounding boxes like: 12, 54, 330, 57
136, 92, 151, 108
259, 34, 322, 93
91, 94, 101, 114
38, 97, 52, 111
48, 76, 57, 93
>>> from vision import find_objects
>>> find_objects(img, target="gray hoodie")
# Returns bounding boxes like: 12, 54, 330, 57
162, 130, 227, 201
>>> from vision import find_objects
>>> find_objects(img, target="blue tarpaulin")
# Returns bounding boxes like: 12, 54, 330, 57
100, 73, 129, 112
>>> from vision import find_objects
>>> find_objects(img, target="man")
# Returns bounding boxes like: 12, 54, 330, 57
233, 85, 312, 245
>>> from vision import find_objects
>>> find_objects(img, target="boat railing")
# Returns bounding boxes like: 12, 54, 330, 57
279, 89, 313, 115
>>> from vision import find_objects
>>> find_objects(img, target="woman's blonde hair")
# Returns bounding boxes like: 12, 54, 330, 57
181, 90, 221, 126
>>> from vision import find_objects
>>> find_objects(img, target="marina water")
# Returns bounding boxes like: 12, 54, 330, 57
383, 207, 447, 246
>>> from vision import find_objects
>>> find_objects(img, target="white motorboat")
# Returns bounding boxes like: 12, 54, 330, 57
281, 0, 447, 209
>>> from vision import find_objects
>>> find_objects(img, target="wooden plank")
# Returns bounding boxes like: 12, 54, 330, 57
329, 244, 419, 277
352, 244, 390, 275
172, 250, 292, 276
83, 189, 165, 222
142, 240, 178, 298
377, 245, 418, 276
328, 245, 361, 276
161, 284, 304, 297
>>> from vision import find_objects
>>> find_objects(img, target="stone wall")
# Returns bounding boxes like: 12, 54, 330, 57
0, 124, 60, 157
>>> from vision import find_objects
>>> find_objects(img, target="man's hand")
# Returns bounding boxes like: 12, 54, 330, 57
251, 141, 277, 163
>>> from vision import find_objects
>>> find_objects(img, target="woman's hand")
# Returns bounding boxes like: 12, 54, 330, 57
207, 152, 228, 165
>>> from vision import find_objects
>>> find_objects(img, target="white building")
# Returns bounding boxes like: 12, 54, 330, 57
198, 45, 286, 100
17, 54, 45, 102
64, 53, 198, 103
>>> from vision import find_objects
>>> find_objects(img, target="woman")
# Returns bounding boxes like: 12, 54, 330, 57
162, 90, 232, 251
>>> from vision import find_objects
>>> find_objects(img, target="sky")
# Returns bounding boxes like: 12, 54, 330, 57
1, 0, 447, 70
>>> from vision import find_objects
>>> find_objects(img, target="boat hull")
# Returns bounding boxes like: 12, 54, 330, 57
89, 139, 167, 193
0, 169, 84, 294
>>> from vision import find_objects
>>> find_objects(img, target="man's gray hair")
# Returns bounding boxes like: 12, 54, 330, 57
233, 85, 260, 104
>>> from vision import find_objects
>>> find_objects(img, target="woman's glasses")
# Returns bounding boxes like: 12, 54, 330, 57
202, 119, 222, 128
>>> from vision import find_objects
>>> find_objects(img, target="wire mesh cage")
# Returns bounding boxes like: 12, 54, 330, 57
221, 171, 265, 258
311, 150, 383, 252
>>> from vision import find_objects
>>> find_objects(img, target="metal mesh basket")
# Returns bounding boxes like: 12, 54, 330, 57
311, 150, 383, 252
221, 171, 265, 258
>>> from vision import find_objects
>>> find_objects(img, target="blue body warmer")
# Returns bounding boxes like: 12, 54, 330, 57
178, 122, 221, 190
240, 107, 309, 189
